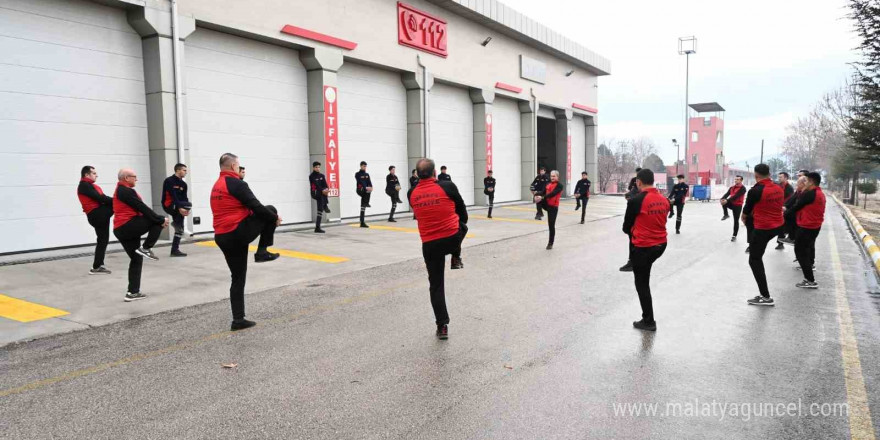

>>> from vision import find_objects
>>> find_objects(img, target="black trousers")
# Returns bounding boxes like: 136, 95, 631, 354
579, 197, 589, 222
783, 215, 798, 241
315, 196, 328, 229
795, 227, 821, 282
113, 217, 162, 294
745, 218, 754, 244
632, 243, 667, 324
387, 190, 401, 219
422, 226, 467, 326
722, 204, 742, 237
748, 227, 783, 297
671, 202, 684, 231
486, 193, 494, 217
86, 206, 112, 269
542, 202, 559, 244
215, 206, 277, 321
535, 195, 544, 217
358, 190, 370, 224
164, 207, 185, 251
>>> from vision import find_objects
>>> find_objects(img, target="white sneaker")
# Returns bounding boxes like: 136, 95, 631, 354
89, 266, 111, 275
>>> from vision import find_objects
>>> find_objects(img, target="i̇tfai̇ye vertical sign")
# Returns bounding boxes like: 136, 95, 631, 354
324, 86, 340, 197
485, 113, 493, 173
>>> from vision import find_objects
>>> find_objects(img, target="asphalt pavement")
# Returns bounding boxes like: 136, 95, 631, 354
2, 196, 880, 439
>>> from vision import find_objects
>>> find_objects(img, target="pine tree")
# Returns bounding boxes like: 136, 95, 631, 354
848, 0, 880, 161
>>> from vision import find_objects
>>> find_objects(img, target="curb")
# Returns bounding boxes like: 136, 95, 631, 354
833, 194, 880, 275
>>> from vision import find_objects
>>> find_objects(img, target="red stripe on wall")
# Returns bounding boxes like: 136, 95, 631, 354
495, 82, 523, 93
572, 103, 598, 114
281, 25, 358, 50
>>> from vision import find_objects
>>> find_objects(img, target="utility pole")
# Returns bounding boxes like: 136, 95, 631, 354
759, 139, 764, 164
679, 37, 696, 184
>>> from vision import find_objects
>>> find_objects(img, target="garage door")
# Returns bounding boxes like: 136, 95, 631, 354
0, 0, 149, 253
570, 115, 587, 189
429, 82, 474, 205
337, 63, 408, 218
490, 97, 522, 203
185, 28, 310, 232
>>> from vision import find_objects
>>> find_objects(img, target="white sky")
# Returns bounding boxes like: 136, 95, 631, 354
499, 0, 859, 165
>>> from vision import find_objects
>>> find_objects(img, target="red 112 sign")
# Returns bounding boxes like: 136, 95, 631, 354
398, 2, 447, 58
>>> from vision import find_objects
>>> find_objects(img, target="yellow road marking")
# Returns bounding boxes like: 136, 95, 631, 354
196, 241, 348, 263
349, 224, 475, 238
471, 215, 543, 225
0, 280, 420, 398
829, 224, 876, 440
0, 294, 68, 322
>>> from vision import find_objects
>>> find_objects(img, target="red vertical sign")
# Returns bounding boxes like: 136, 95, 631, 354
485, 113, 493, 173
323, 86, 340, 197
566, 127, 572, 185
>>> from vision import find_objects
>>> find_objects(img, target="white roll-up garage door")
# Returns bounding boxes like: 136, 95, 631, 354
337, 63, 408, 218
185, 28, 310, 232
0, 0, 149, 253
429, 82, 474, 205
570, 115, 586, 189
490, 97, 522, 203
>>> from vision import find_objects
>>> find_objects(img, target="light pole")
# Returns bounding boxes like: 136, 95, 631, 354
678, 36, 696, 184
672, 138, 679, 175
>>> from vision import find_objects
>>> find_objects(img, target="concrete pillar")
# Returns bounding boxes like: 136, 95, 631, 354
585, 115, 598, 187
301, 48, 344, 221
554, 108, 573, 190
127, 5, 195, 237
519, 100, 537, 201
469, 88, 494, 206
402, 70, 434, 182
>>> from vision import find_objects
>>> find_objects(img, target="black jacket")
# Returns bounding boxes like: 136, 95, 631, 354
574, 178, 591, 197
309, 171, 328, 200
161, 175, 189, 211
668, 183, 689, 203
438, 172, 452, 182
355, 170, 372, 194
530, 174, 549, 193
483, 176, 496, 195
386, 173, 401, 195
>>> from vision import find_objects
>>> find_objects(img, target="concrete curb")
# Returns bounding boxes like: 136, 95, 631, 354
833, 193, 880, 275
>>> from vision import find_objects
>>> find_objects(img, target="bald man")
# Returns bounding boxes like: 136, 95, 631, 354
112, 168, 169, 302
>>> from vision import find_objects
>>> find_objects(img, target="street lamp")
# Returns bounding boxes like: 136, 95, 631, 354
672, 138, 679, 175
678, 36, 696, 184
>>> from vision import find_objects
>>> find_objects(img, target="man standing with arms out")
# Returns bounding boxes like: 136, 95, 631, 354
720, 175, 747, 241
438, 165, 451, 182
211, 153, 281, 331
742, 163, 785, 306
161, 163, 190, 257
408, 158, 468, 340
530, 166, 550, 220
536, 170, 563, 249
386, 165, 403, 222
574, 171, 591, 224
410, 169, 419, 220
238, 166, 246, 180
78, 165, 113, 275
775, 172, 795, 250
667, 174, 689, 234
786, 172, 825, 289
113, 168, 168, 302
309, 161, 330, 234
483, 170, 496, 219
622, 169, 670, 331
356, 161, 372, 228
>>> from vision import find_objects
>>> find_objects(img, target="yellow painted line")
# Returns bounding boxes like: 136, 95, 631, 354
471, 215, 543, 225
0, 279, 420, 398
0, 294, 68, 322
829, 225, 876, 440
349, 223, 474, 238
196, 241, 348, 263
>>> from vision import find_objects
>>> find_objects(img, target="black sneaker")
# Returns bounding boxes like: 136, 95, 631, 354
676, 230, 680, 234
632, 319, 657, 331
170, 250, 187, 257
535, 215, 542, 220
89, 266, 111, 275
619, 262, 633, 272
721, 215, 729, 221
360, 223, 369, 228
254, 252, 280, 263
124, 292, 147, 302
436, 324, 448, 340
487, 215, 492, 219
314, 228, 326, 233
388, 218, 397, 223
451, 256, 463, 270
324, 207, 331, 213
579, 220, 585, 224
730, 236, 736, 242
745, 247, 750, 253
136, 247, 158, 261
366, 203, 372, 208
575, 205, 580, 211
546, 243, 553, 250
775, 242, 785, 250
796, 280, 819, 289
782, 238, 795, 245
747, 295, 774, 306
792, 258, 799, 263
231, 319, 256, 331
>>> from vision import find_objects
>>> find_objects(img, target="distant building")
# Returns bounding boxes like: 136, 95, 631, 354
686, 102, 725, 185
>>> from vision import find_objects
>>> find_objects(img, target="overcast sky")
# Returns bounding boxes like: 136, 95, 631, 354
500, 0, 859, 165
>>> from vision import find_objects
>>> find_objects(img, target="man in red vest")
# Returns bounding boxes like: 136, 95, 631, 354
786, 172, 826, 289
622, 168, 670, 331
112, 168, 169, 302
78, 165, 114, 274
408, 158, 468, 340
741, 164, 785, 306
720, 175, 746, 241
211, 153, 281, 331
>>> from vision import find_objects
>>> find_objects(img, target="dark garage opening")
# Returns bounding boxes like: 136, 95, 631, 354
537, 117, 557, 174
